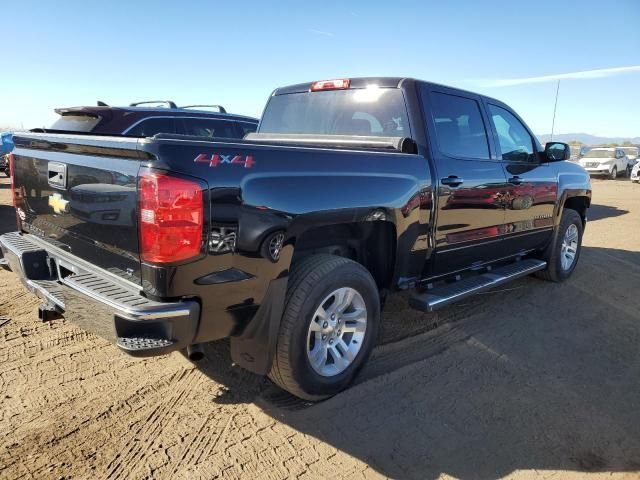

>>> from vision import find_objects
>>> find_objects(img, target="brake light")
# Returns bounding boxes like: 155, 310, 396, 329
138, 170, 204, 263
310, 79, 350, 92
8, 154, 15, 207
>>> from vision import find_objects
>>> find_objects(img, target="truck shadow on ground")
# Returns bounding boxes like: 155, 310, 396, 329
193, 246, 640, 479
587, 203, 629, 222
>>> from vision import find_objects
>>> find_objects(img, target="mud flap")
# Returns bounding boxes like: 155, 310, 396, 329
230, 276, 287, 375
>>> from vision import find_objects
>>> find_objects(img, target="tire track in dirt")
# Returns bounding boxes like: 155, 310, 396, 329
104, 368, 202, 479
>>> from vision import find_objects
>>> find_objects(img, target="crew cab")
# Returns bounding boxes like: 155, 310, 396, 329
1, 78, 591, 400
579, 147, 631, 179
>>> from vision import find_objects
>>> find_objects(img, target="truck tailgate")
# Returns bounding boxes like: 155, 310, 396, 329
11, 134, 148, 283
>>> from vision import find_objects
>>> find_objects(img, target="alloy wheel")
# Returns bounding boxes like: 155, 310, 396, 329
306, 287, 367, 377
560, 223, 579, 271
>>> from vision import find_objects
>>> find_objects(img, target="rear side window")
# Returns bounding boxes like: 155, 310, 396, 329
127, 117, 177, 136
488, 104, 535, 162
429, 92, 490, 159
50, 114, 101, 132
259, 88, 410, 137
182, 118, 238, 138
239, 122, 258, 137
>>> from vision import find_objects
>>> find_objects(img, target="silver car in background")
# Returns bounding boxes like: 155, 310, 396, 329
579, 147, 631, 179
631, 162, 640, 183
621, 146, 639, 167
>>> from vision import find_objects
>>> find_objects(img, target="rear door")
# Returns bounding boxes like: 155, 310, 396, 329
420, 85, 508, 275
485, 102, 556, 255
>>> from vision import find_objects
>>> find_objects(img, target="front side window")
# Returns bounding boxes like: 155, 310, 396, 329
429, 91, 490, 159
126, 117, 176, 136
488, 105, 535, 162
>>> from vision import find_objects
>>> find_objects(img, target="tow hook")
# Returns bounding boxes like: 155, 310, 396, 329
38, 303, 62, 322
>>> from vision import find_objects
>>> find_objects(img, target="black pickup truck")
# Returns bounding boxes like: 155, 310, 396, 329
1, 77, 591, 400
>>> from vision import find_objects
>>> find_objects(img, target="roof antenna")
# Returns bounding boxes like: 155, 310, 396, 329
550, 80, 560, 142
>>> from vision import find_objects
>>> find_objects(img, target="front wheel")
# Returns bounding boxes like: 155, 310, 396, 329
269, 254, 380, 400
536, 209, 583, 282
609, 166, 617, 180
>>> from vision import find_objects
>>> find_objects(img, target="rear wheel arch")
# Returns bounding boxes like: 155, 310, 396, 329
290, 221, 397, 291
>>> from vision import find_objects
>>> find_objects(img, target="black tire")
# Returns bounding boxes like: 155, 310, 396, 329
536, 209, 583, 282
626, 165, 632, 178
269, 254, 380, 401
608, 166, 617, 180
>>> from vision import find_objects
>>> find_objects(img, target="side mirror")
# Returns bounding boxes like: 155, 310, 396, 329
544, 142, 570, 162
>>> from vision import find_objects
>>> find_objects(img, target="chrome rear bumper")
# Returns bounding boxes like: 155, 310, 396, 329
0, 231, 199, 356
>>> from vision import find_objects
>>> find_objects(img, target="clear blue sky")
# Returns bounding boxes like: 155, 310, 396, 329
1, 0, 639, 137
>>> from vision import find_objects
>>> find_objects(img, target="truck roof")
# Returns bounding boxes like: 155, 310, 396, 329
55, 105, 258, 123
272, 77, 504, 104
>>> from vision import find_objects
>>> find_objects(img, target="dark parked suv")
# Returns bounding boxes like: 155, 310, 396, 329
44, 100, 259, 139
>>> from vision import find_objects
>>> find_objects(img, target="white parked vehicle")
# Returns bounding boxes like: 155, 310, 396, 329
579, 147, 631, 179
631, 162, 640, 183
621, 146, 639, 167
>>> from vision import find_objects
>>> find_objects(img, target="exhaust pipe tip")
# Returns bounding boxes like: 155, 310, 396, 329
187, 343, 205, 362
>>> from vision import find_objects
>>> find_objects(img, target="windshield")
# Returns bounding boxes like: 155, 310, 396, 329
622, 147, 638, 156
50, 114, 101, 132
259, 88, 411, 137
584, 149, 615, 159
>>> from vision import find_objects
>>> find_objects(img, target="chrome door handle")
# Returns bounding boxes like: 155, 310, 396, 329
441, 176, 464, 187
508, 176, 522, 185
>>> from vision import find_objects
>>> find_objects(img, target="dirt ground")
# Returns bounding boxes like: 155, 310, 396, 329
1, 175, 639, 480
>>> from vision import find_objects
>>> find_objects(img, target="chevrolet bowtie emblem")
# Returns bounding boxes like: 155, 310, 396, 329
48, 193, 69, 214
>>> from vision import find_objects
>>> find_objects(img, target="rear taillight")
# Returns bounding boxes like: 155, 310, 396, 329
8, 154, 15, 207
138, 170, 204, 264
310, 78, 350, 91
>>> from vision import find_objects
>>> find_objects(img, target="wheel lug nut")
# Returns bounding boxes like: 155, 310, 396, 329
322, 334, 326, 340
323, 322, 328, 328
331, 314, 336, 320
329, 339, 334, 345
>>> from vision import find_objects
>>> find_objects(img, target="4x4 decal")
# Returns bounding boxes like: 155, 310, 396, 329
194, 153, 254, 169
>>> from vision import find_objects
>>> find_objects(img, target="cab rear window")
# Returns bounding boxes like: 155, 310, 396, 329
259, 88, 410, 137
50, 114, 101, 132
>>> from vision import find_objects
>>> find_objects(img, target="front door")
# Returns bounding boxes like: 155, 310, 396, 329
420, 86, 508, 276
485, 102, 556, 255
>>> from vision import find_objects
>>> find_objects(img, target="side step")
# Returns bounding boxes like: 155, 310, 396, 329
116, 336, 177, 354
410, 258, 547, 312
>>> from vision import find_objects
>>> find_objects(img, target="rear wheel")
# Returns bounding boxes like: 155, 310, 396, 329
269, 254, 380, 401
609, 166, 617, 180
626, 164, 632, 178
536, 209, 583, 282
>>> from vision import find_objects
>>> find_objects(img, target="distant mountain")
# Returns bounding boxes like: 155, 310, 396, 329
537, 133, 640, 145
